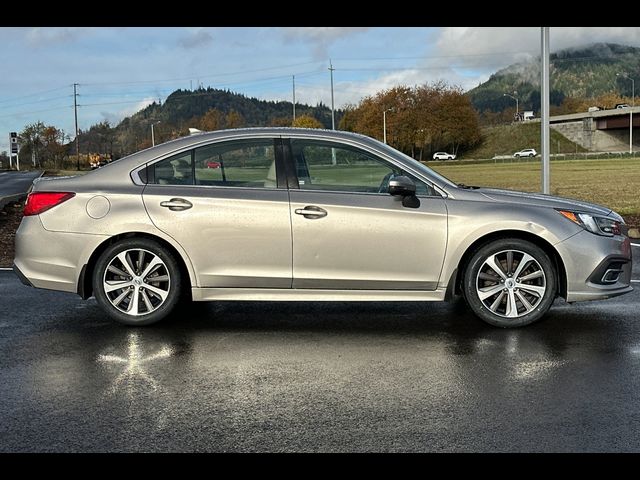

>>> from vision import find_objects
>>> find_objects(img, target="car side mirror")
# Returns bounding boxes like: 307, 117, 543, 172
388, 175, 416, 196
388, 175, 420, 208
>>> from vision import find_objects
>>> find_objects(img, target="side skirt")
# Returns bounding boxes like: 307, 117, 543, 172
191, 287, 447, 302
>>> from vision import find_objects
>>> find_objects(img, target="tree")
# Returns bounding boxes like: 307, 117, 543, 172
225, 110, 245, 129
292, 115, 323, 129
341, 82, 481, 159
200, 108, 224, 131
20, 122, 46, 167
41, 126, 67, 169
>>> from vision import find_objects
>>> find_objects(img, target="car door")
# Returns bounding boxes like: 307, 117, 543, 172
142, 137, 293, 288
285, 138, 447, 290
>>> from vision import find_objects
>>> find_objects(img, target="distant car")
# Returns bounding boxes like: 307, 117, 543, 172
432, 152, 456, 161
206, 161, 221, 169
513, 148, 537, 158
616, 104, 630, 109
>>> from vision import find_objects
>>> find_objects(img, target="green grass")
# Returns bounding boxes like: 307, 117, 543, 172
429, 156, 640, 215
462, 122, 587, 160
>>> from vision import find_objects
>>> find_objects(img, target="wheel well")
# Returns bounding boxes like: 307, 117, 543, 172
78, 232, 192, 300
452, 230, 567, 299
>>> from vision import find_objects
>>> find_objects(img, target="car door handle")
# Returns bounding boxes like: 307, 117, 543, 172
160, 198, 193, 211
294, 206, 327, 219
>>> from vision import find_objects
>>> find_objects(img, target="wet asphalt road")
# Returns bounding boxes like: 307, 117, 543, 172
1, 249, 639, 452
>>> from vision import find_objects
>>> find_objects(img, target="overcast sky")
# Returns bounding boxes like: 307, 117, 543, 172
2, 26, 640, 152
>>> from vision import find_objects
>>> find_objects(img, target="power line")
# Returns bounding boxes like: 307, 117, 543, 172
0, 85, 70, 105
0, 104, 72, 118
81, 60, 323, 87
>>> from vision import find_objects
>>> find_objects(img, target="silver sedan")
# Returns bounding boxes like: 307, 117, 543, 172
13, 128, 633, 327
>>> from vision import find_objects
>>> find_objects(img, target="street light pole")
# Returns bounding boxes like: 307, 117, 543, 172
617, 73, 635, 154
541, 27, 550, 195
151, 121, 161, 147
632, 77, 635, 154
383, 109, 388, 144
503, 92, 519, 121
329, 60, 335, 130
292, 75, 296, 122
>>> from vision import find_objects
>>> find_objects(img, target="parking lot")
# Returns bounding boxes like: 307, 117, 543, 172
0, 248, 639, 452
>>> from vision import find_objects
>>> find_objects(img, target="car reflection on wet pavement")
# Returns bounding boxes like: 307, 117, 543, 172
0, 249, 639, 452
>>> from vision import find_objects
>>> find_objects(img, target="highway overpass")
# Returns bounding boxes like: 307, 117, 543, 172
550, 107, 640, 152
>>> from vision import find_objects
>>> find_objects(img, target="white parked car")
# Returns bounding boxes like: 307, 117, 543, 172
432, 152, 456, 160
513, 148, 537, 158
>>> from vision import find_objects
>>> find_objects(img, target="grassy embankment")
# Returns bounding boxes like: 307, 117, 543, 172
428, 157, 640, 216
461, 122, 587, 159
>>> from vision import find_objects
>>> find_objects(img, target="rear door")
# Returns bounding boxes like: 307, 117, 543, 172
142, 137, 293, 288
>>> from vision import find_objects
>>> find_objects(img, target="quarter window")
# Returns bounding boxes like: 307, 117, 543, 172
153, 152, 193, 185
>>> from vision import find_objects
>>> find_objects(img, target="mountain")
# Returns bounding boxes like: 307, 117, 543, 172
467, 43, 640, 114
80, 87, 340, 158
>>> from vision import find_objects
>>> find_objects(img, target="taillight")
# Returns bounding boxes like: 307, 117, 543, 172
23, 192, 75, 216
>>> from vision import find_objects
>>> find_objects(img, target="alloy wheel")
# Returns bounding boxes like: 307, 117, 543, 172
102, 248, 171, 316
475, 249, 546, 318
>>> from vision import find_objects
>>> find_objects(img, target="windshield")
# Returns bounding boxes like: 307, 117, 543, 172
375, 141, 458, 188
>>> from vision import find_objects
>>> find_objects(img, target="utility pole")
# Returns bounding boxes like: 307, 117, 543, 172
329, 60, 335, 130
74, 83, 80, 171
541, 27, 550, 194
292, 75, 296, 122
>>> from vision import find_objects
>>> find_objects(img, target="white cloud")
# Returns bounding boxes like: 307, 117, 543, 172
178, 28, 214, 49
25, 27, 90, 47
436, 27, 640, 68
101, 97, 156, 125
280, 27, 369, 58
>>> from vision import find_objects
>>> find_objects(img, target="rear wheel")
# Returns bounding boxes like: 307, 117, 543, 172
93, 238, 182, 326
462, 238, 557, 327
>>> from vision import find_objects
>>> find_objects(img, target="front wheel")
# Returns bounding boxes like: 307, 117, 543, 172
462, 239, 557, 328
93, 238, 182, 326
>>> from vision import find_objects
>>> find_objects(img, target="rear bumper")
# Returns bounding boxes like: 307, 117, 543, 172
14, 216, 108, 294
12, 262, 33, 287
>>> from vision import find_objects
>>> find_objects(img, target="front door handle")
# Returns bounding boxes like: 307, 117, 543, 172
294, 205, 327, 219
160, 198, 193, 211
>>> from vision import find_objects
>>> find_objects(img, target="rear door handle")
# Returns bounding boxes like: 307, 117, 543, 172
294, 205, 327, 219
160, 198, 193, 211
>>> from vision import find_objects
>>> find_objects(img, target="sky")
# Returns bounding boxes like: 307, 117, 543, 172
2, 26, 640, 152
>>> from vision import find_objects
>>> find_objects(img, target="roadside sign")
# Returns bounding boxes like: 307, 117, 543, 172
10, 132, 18, 153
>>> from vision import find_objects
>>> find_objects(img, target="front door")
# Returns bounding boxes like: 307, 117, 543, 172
142, 138, 292, 288
286, 139, 447, 290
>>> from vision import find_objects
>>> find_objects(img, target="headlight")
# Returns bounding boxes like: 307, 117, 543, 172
557, 210, 622, 237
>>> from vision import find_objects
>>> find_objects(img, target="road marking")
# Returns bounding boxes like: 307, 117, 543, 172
632, 243, 640, 247
632, 280, 640, 283
0, 268, 12, 271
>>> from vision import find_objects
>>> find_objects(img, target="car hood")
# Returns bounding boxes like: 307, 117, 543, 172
475, 187, 612, 216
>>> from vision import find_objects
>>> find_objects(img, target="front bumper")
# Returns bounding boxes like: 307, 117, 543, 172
14, 216, 108, 294
556, 229, 633, 302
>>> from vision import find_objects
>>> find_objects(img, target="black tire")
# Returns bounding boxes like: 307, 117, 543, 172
93, 238, 182, 326
462, 238, 557, 328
